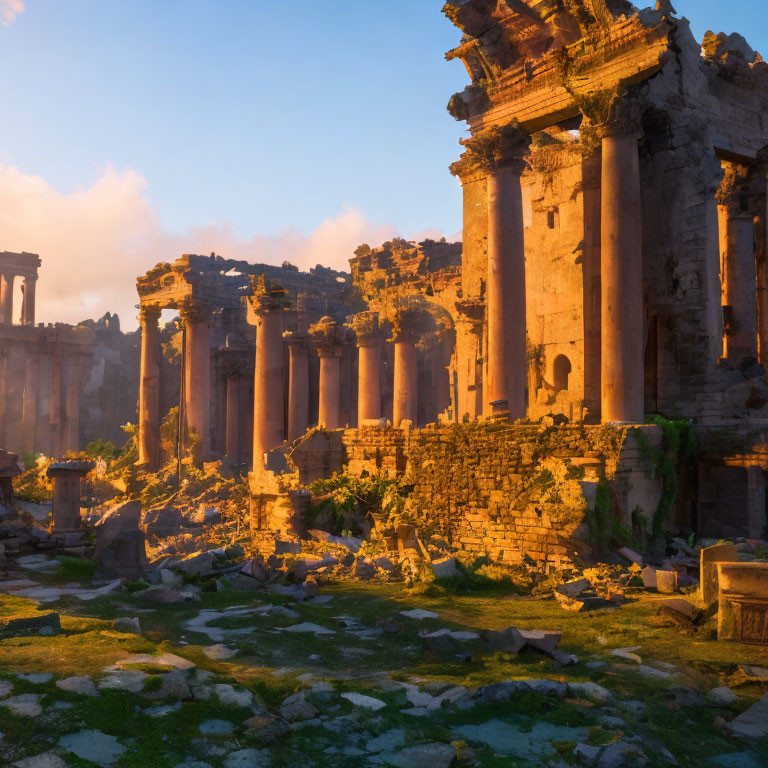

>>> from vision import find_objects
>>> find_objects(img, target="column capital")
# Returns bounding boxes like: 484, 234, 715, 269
179, 299, 212, 324
247, 274, 289, 323
349, 311, 381, 347
450, 122, 531, 179
390, 306, 423, 344
138, 304, 162, 326
285, 331, 310, 351
591, 95, 644, 140
310, 316, 348, 356
716, 160, 759, 217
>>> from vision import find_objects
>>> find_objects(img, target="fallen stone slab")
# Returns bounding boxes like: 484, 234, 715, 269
98, 670, 148, 693
555, 578, 591, 599
457, 719, 587, 760
519, 629, 562, 654
431, 557, 459, 579
725, 695, 768, 739
199, 719, 234, 735
0, 612, 61, 638
12, 752, 70, 768
382, 742, 455, 768
17, 672, 53, 684
282, 622, 335, 635
611, 647, 642, 664
567, 682, 613, 702
654, 598, 701, 624
111, 617, 141, 635
223, 749, 271, 768
480, 626, 526, 654
56, 676, 99, 697
59, 730, 126, 766
341, 692, 386, 710
656, 570, 679, 593
203, 644, 237, 660
0, 694, 42, 717
114, 652, 195, 671
212, 684, 254, 708
618, 547, 643, 566
399, 609, 439, 620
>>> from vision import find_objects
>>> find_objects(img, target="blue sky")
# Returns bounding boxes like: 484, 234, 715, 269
0, 1, 765, 326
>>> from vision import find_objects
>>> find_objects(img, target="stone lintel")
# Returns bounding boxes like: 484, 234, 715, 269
0, 251, 42, 279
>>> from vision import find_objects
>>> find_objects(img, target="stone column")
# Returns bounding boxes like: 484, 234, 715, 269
137, 305, 162, 470
49, 357, 63, 458
287, 335, 310, 440
392, 308, 420, 427
311, 317, 346, 430
225, 371, 241, 462
718, 161, 759, 364
0, 273, 14, 324
46, 461, 94, 534
21, 276, 37, 326
64, 361, 84, 453
486, 151, 530, 419
248, 278, 285, 471
599, 100, 645, 424
352, 312, 382, 423
182, 302, 211, 459
21, 354, 40, 455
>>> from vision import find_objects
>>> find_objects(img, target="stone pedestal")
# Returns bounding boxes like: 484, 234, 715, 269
0, 274, 13, 324
137, 306, 162, 470
46, 461, 94, 534
248, 278, 286, 471
183, 305, 212, 458
352, 312, 382, 423
287, 336, 310, 440
599, 106, 644, 424
717, 562, 768, 644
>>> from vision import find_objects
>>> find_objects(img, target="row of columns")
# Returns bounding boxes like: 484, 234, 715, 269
459, 99, 645, 424
0, 273, 37, 326
0, 347, 85, 456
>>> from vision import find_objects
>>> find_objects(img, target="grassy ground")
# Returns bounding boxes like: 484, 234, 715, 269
1, 578, 767, 767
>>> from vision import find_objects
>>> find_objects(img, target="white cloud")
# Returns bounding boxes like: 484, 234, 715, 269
0, 0, 25, 26
0, 164, 450, 331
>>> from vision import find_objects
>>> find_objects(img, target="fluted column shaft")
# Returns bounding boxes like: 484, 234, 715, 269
0, 274, 14, 324
21, 277, 37, 326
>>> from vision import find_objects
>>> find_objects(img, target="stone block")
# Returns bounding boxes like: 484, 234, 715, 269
717, 563, 768, 644
700, 544, 739, 606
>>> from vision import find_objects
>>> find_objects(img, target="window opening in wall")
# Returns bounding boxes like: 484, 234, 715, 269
547, 207, 559, 230
553, 354, 571, 393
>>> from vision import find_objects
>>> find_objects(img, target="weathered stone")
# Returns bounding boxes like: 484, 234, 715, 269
700, 544, 740, 606
724, 695, 768, 738
280, 693, 318, 722
0, 612, 61, 638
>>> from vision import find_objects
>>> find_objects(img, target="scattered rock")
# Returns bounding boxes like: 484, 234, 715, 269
366, 729, 406, 753
707, 687, 739, 707
480, 626, 526, 654
555, 578, 590, 598
618, 547, 643, 566
431, 557, 459, 579
281, 692, 318, 722
199, 720, 234, 735
611, 647, 642, 664
0, 612, 61, 638
399, 609, 439, 620
203, 644, 236, 660
656, 570, 679, 593
17, 672, 53, 684
283, 622, 335, 635
213, 684, 253, 708
568, 682, 613, 702
519, 629, 561, 654
112, 617, 142, 635
738, 664, 768, 680
12, 753, 70, 768
597, 741, 647, 767
222, 749, 271, 768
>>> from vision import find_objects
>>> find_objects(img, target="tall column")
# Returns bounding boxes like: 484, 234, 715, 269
0, 273, 14, 324
225, 370, 242, 462
21, 354, 40, 455
64, 361, 84, 453
49, 357, 63, 457
248, 278, 285, 471
182, 303, 211, 459
311, 317, 346, 430
287, 335, 310, 440
21, 276, 37, 326
599, 100, 645, 424
352, 312, 382, 423
137, 305, 162, 470
392, 308, 420, 427
718, 161, 759, 364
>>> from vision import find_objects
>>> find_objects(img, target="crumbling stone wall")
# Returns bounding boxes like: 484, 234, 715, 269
342, 422, 662, 568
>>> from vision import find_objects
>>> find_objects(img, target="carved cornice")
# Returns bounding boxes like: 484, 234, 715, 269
451, 123, 531, 179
